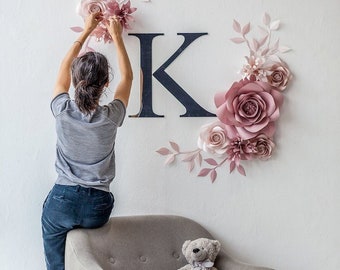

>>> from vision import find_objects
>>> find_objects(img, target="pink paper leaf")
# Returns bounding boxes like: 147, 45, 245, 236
230, 37, 245, 44
182, 153, 196, 162
204, 158, 218, 166
263, 13, 271, 26
210, 170, 217, 183
237, 165, 246, 176
197, 152, 203, 166
70, 26, 83, 32
233, 19, 241, 33
270, 20, 280, 31
198, 168, 212, 177
169, 141, 180, 152
252, 38, 260, 51
188, 161, 195, 172
156, 147, 172, 156
261, 48, 270, 56
242, 23, 251, 35
258, 35, 269, 47
165, 154, 176, 165
279, 46, 291, 53
230, 161, 236, 173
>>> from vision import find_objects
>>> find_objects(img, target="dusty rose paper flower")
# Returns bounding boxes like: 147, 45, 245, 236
197, 121, 229, 155
215, 79, 284, 140
250, 134, 275, 160
110, 1, 137, 29
265, 61, 292, 91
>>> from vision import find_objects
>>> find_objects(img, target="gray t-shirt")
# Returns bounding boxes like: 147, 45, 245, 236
51, 93, 126, 192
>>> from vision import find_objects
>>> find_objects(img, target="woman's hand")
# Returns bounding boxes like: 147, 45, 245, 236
106, 16, 123, 43
84, 11, 103, 33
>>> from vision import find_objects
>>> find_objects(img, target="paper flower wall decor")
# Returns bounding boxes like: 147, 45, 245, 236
71, 0, 137, 51
157, 13, 293, 182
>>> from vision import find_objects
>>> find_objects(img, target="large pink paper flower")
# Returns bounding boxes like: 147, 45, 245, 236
215, 79, 284, 140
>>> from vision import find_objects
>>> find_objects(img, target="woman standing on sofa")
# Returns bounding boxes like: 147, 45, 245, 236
41, 11, 133, 270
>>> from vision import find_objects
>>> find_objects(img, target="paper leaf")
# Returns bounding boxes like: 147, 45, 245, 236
165, 154, 176, 165
263, 13, 271, 25
198, 168, 212, 177
237, 165, 246, 176
156, 147, 172, 156
270, 20, 280, 31
242, 23, 251, 35
188, 161, 195, 172
210, 170, 217, 183
197, 152, 203, 166
258, 35, 268, 47
252, 38, 260, 51
279, 46, 292, 53
182, 153, 196, 162
261, 48, 270, 56
70, 26, 83, 32
230, 161, 236, 173
204, 158, 218, 166
169, 141, 180, 152
258, 25, 269, 35
230, 37, 245, 44
233, 19, 241, 33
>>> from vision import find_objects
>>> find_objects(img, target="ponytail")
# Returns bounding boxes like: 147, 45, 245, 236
71, 52, 109, 115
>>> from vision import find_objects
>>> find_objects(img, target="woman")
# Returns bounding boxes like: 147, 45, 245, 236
41, 12, 133, 270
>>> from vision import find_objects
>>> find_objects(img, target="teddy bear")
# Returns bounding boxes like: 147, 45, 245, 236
178, 238, 221, 270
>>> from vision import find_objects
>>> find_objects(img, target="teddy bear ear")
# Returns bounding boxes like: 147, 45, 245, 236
182, 240, 191, 254
212, 240, 221, 252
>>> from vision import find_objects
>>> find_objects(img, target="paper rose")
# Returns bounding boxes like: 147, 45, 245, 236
265, 61, 292, 91
157, 13, 292, 181
197, 121, 230, 156
215, 79, 284, 140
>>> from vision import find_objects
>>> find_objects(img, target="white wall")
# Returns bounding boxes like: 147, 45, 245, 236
1, 0, 339, 269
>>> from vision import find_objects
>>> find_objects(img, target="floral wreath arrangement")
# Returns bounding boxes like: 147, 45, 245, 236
157, 13, 292, 182
71, 0, 138, 51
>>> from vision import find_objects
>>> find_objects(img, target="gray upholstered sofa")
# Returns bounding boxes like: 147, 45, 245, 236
65, 215, 273, 270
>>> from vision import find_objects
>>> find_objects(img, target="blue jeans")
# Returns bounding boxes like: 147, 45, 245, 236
41, 184, 114, 270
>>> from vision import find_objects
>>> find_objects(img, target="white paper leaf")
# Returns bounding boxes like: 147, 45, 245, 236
263, 13, 271, 25
258, 25, 269, 35
230, 37, 245, 44
233, 19, 241, 33
270, 20, 280, 31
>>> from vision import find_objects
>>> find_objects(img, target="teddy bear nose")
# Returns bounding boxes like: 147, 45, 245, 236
193, 248, 200, 253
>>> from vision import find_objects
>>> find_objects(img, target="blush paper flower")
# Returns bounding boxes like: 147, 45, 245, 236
71, 0, 137, 47
157, 13, 292, 181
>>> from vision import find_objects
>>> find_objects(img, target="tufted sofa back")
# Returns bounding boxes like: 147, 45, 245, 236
65, 215, 273, 270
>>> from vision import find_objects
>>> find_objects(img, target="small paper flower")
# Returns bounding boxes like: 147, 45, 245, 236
265, 61, 292, 91
214, 79, 284, 140
197, 121, 230, 156
250, 134, 275, 160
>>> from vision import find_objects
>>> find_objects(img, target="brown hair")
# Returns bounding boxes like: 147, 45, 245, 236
71, 52, 110, 115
